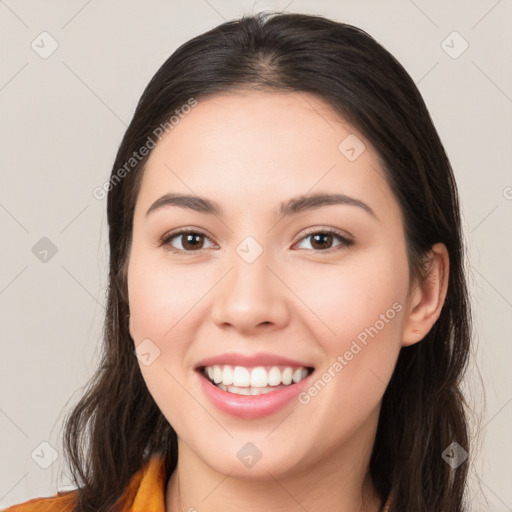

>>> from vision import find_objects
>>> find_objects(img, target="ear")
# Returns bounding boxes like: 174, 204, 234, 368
402, 243, 450, 347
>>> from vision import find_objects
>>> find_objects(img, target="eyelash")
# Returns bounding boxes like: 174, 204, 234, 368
159, 227, 354, 255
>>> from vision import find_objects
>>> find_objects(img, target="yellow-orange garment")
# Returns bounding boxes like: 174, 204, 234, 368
2, 454, 392, 511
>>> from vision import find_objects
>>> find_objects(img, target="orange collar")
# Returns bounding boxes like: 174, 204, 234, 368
128, 454, 167, 512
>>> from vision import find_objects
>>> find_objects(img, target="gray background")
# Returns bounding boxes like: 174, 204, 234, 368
0, 0, 511, 510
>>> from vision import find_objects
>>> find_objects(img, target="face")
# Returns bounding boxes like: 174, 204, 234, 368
127, 90, 413, 479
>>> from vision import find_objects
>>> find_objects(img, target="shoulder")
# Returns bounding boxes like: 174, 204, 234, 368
1, 489, 77, 512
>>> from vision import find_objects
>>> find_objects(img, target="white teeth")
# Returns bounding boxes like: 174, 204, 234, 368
232, 366, 250, 387
217, 382, 288, 395
282, 367, 293, 385
292, 367, 302, 383
202, 364, 311, 390
213, 365, 222, 384
250, 367, 268, 387
222, 365, 233, 386
267, 366, 282, 386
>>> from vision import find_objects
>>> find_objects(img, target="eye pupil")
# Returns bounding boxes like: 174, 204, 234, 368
182, 233, 203, 250
311, 233, 332, 250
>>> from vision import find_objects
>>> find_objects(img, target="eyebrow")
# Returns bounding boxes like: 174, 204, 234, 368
145, 192, 377, 220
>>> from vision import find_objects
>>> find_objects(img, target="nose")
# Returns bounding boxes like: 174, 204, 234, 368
210, 247, 291, 335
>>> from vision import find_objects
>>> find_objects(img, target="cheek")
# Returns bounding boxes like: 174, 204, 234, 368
127, 250, 207, 342
127, 248, 217, 409
127, 252, 211, 428
294, 249, 408, 400
296, 249, 408, 338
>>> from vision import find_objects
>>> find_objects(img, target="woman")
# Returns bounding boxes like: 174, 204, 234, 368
5, 11, 472, 512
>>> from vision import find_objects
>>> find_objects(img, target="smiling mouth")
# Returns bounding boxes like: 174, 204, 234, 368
197, 364, 315, 396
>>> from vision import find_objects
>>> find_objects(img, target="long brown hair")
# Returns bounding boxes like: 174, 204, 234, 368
61, 12, 473, 511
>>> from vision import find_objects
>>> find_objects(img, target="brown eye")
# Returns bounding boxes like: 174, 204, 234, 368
161, 230, 214, 253
295, 229, 354, 252
309, 233, 335, 250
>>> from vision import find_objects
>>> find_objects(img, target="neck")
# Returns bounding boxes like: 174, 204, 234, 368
166, 409, 383, 512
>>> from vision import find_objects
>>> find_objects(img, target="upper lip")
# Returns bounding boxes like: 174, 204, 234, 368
195, 352, 314, 369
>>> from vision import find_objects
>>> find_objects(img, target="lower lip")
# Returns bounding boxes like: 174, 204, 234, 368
196, 370, 314, 419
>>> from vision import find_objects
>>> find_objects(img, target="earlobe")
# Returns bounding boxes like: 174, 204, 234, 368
402, 243, 450, 347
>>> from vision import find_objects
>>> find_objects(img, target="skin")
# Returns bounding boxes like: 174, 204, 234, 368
126, 90, 449, 512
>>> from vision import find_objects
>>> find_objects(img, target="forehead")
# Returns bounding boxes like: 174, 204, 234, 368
134, 90, 397, 220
